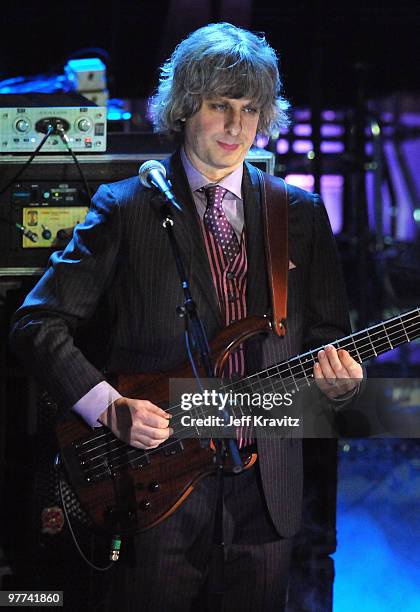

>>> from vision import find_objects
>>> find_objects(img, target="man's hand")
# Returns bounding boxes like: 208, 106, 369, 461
314, 345, 363, 400
99, 397, 172, 449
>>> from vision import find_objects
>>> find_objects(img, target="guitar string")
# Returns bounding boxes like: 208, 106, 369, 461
76, 316, 420, 474
77, 315, 420, 471
78, 317, 420, 476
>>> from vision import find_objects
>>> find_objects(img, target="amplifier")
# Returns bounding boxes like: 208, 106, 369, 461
0, 148, 274, 276
0, 93, 106, 153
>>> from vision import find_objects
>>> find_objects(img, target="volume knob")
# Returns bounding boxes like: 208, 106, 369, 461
77, 118, 92, 132
15, 119, 30, 133
41, 225, 52, 240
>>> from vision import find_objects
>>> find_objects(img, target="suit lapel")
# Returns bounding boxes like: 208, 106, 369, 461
164, 151, 222, 328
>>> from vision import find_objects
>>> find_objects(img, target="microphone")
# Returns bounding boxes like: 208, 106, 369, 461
138, 160, 182, 211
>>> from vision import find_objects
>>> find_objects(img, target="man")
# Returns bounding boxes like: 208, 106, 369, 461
10, 23, 362, 611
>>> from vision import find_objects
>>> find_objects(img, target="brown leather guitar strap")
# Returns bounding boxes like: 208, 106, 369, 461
256, 169, 288, 337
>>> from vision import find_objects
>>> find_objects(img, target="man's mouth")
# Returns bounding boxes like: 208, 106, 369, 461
217, 141, 240, 152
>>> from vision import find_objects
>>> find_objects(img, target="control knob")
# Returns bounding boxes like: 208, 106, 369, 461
15, 119, 30, 133
41, 225, 52, 240
77, 118, 92, 132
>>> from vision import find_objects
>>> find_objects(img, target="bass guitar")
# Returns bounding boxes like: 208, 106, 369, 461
56, 307, 420, 535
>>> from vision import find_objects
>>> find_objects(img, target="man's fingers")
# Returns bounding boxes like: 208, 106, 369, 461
337, 349, 364, 379
135, 423, 172, 441
137, 404, 172, 429
317, 347, 340, 380
314, 367, 333, 395
325, 345, 349, 376
133, 424, 174, 450
314, 362, 338, 398
144, 401, 172, 420
314, 353, 358, 399
109, 397, 173, 449
316, 345, 363, 381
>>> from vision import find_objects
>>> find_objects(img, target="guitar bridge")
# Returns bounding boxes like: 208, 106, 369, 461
128, 453, 151, 470
163, 438, 184, 457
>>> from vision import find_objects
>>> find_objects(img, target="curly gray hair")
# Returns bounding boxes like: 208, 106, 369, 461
149, 22, 290, 138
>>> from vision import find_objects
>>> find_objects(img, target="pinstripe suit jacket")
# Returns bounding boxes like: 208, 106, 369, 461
10, 149, 351, 537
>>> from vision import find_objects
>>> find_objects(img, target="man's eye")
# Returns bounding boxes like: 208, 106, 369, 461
244, 107, 258, 114
211, 103, 227, 111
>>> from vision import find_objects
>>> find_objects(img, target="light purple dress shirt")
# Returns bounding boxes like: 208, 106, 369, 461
73, 148, 245, 427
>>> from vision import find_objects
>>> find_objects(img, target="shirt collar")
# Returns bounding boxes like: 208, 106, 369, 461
180, 146, 243, 200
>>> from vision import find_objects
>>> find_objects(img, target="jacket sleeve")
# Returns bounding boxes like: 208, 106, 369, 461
302, 193, 364, 407
9, 183, 121, 410
302, 193, 352, 351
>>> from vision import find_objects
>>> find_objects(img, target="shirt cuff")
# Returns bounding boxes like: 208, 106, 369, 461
331, 382, 360, 402
72, 381, 122, 427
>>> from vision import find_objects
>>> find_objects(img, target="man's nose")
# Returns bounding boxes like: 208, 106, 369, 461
225, 110, 242, 135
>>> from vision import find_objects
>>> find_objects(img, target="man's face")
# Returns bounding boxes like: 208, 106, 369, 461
184, 98, 260, 181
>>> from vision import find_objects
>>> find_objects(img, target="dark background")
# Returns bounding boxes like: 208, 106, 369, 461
1, 1, 420, 107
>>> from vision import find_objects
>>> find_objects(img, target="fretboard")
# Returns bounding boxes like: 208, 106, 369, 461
225, 307, 420, 399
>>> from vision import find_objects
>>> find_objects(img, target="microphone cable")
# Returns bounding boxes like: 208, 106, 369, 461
0, 125, 54, 242
56, 126, 92, 201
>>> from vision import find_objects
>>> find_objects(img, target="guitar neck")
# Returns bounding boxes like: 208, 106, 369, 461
234, 307, 420, 398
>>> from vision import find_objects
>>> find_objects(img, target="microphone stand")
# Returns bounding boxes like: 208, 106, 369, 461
161, 203, 214, 373
156, 195, 243, 603
157, 198, 242, 465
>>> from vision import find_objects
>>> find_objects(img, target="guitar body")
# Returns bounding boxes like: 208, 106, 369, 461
56, 317, 267, 535
57, 419, 223, 535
